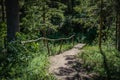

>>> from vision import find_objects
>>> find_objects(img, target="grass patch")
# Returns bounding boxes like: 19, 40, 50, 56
15, 53, 56, 80
79, 45, 120, 80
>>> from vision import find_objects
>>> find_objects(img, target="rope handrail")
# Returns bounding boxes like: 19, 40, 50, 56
21, 35, 75, 44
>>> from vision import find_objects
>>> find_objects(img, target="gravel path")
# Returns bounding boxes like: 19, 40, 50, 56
49, 44, 86, 80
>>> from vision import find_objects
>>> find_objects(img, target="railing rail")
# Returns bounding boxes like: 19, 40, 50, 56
21, 35, 75, 55
21, 35, 75, 44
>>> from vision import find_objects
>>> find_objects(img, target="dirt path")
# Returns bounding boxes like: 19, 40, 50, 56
49, 44, 91, 80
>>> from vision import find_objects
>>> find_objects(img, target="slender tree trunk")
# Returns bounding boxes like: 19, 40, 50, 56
42, 3, 47, 45
6, 0, 20, 42
42, 2, 50, 54
51, 0, 55, 8
99, 0, 103, 49
43, 3, 46, 37
117, 13, 120, 51
116, 13, 118, 49
115, 0, 120, 51
99, 0, 110, 80
68, 0, 72, 14
1, 0, 5, 22
1, 0, 6, 48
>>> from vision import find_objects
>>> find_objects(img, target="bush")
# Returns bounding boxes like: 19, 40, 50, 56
0, 35, 56, 80
79, 45, 120, 80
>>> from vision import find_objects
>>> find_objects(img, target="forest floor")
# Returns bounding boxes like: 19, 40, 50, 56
49, 44, 99, 80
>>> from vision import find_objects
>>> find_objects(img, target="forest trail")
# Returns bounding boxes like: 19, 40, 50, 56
49, 43, 93, 80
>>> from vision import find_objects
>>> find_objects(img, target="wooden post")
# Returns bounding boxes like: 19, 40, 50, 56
43, 31, 46, 46
46, 39, 50, 55
53, 41, 55, 47
59, 40, 63, 54
72, 36, 74, 46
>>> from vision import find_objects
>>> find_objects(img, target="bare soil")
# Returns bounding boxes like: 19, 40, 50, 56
49, 44, 98, 80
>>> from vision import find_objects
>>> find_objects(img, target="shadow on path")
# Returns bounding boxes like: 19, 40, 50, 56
49, 44, 100, 80
54, 55, 99, 80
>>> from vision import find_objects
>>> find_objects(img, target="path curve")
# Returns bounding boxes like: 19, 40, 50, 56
49, 44, 86, 80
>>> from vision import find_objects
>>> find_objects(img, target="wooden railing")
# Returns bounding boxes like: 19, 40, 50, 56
21, 35, 75, 55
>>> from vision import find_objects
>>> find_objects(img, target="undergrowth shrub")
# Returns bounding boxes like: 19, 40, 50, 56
79, 45, 120, 80
0, 34, 56, 80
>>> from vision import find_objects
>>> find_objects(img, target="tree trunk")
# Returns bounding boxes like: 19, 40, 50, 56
117, 13, 120, 51
1, 0, 5, 22
115, 0, 120, 51
116, 13, 118, 49
42, 3, 46, 45
99, 0, 103, 49
5, 0, 20, 42
43, 3, 46, 37
68, 0, 72, 14
99, 0, 110, 80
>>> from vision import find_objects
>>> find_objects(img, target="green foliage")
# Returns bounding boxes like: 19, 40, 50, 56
0, 22, 6, 49
50, 11, 64, 25
79, 45, 120, 79
0, 33, 76, 79
21, 0, 66, 36
0, 34, 55, 80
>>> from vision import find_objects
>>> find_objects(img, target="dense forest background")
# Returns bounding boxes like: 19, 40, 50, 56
0, 0, 120, 80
